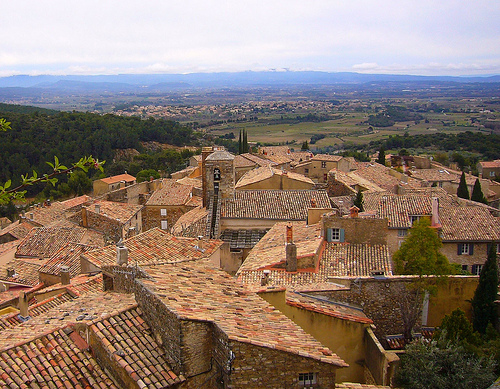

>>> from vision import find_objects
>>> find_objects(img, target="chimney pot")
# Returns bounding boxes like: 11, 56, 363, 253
310, 198, 317, 208
286, 224, 293, 244
18, 291, 29, 319
60, 266, 71, 285
286, 243, 297, 272
350, 206, 360, 218
6, 268, 15, 278
29, 213, 34, 220
117, 246, 129, 266
95, 204, 100, 214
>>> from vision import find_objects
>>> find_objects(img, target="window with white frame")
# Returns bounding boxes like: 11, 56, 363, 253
490, 171, 496, 177
161, 220, 168, 230
321, 161, 327, 168
472, 264, 483, 275
299, 372, 317, 386
331, 228, 341, 241
461, 243, 470, 255
160, 209, 167, 216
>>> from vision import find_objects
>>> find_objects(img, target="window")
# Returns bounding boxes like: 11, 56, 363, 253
299, 372, 317, 386
326, 228, 344, 242
457, 243, 474, 255
489, 171, 496, 177
398, 229, 408, 237
462, 265, 468, 272
160, 209, 167, 216
472, 264, 483, 275
461, 243, 470, 255
161, 220, 168, 230
409, 215, 421, 226
323, 173, 328, 182
304, 168, 309, 175
321, 161, 327, 168
438, 182, 443, 188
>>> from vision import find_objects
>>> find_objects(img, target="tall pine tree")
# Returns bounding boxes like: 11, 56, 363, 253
457, 172, 470, 199
353, 189, 364, 212
377, 146, 386, 166
471, 178, 488, 204
471, 245, 499, 334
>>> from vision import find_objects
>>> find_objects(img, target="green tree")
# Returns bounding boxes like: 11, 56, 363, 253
301, 140, 309, 151
376, 146, 386, 165
353, 189, 364, 212
395, 340, 496, 389
242, 129, 249, 153
457, 172, 470, 199
435, 308, 480, 347
471, 245, 499, 334
393, 218, 455, 276
238, 130, 243, 154
471, 179, 488, 204
68, 170, 92, 196
136, 169, 160, 183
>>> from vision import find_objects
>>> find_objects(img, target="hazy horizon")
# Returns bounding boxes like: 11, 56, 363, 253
1, 1, 499, 78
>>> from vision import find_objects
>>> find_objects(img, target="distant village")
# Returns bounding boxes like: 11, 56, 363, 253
0, 145, 499, 388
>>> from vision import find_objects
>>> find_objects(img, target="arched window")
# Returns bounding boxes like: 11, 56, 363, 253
214, 168, 221, 181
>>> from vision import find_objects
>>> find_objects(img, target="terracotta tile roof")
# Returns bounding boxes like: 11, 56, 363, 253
409, 168, 460, 182
220, 229, 269, 249
59, 194, 92, 210
15, 226, 88, 259
332, 169, 385, 192
0, 289, 136, 351
439, 206, 500, 241
286, 292, 372, 324
22, 202, 68, 226
0, 220, 38, 240
90, 306, 185, 387
0, 260, 41, 287
99, 173, 136, 184
171, 206, 209, 237
39, 243, 99, 277
237, 221, 392, 287
0, 327, 120, 388
84, 200, 143, 224
479, 159, 500, 168
237, 221, 323, 273
239, 153, 277, 167
352, 163, 421, 191
313, 154, 343, 162
235, 166, 314, 189
261, 153, 293, 165
83, 227, 222, 268
221, 190, 331, 220
146, 179, 194, 206
176, 176, 202, 189
206, 149, 235, 161
0, 240, 19, 257
141, 261, 348, 367
233, 154, 258, 168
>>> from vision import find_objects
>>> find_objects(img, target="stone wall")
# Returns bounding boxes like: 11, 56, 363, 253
228, 341, 338, 388
103, 179, 161, 204
441, 241, 491, 270
323, 214, 388, 245
326, 171, 357, 197
143, 204, 195, 232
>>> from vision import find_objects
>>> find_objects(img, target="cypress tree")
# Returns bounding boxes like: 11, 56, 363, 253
353, 189, 364, 212
457, 172, 470, 199
238, 130, 242, 154
471, 178, 488, 204
377, 146, 386, 166
243, 129, 248, 153
471, 245, 499, 334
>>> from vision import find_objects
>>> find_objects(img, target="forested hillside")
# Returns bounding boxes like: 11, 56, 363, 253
0, 108, 195, 186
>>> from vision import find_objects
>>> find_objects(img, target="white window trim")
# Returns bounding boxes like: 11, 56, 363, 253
331, 228, 341, 241
161, 220, 168, 230
160, 208, 167, 216
299, 372, 317, 386
461, 243, 470, 255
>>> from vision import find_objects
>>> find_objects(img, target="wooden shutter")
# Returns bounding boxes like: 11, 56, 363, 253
339, 228, 345, 243
469, 243, 474, 255
457, 244, 462, 255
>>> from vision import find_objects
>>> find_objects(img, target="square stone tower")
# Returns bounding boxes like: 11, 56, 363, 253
203, 148, 235, 206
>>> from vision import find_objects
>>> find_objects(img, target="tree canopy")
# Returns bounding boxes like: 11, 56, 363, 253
457, 172, 470, 200
471, 179, 488, 204
393, 218, 455, 276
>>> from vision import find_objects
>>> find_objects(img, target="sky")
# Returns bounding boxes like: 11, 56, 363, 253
1, 0, 499, 77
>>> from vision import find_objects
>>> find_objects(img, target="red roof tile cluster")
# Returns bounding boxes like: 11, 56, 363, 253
221, 190, 331, 220
235, 166, 314, 189
15, 226, 88, 259
0, 260, 42, 287
146, 179, 195, 206
83, 228, 222, 268
39, 243, 99, 277
141, 261, 348, 367
90, 306, 184, 387
84, 200, 143, 223
171, 206, 208, 237
99, 173, 136, 184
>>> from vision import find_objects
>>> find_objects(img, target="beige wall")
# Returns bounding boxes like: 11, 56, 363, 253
143, 204, 195, 232
237, 174, 314, 191
323, 215, 388, 245
261, 290, 368, 383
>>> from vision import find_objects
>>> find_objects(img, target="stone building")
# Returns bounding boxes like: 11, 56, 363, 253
93, 173, 136, 196
293, 154, 354, 183
235, 166, 315, 190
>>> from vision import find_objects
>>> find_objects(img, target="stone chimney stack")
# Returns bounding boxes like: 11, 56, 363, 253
95, 204, 100, 214
285, 224, 297, 272
311, 198, 317, 208
117, 245, 129, 266
431, 197, 441, 227
18, 291, 29, 319
81, 207, 88, 228
201, 147, 213, 207
60, 266, 71, 285
261, 269, 271, 286
350, 205, 360, 218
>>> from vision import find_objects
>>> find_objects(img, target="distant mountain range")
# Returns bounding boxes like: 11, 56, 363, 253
0, 71, 498, 92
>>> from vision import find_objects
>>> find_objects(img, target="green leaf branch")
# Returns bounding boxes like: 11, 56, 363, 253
0, 156, 105, 204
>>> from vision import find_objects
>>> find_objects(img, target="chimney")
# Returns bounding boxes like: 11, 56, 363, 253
6, 268, 15, 277
29, 213, 34, 220
286, 243, 297, 272
18, 291, 29, 319
201, 147, 213, 207
286, 224, 293, 244
350, 206, 360, 218
95, 204, 100, 214
60, 266, 71, 285
81, 207, 88, 228
431, 197, 441, 227
311, 198, 317, 208
117, 245, 129, 266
